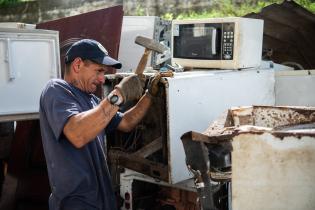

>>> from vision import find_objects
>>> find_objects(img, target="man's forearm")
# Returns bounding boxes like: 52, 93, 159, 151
63, 99, 119, 148
118, 92, 152, 132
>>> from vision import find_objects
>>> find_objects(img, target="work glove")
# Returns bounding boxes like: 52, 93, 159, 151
146, 73, 161, 97
115, 75, 145, 103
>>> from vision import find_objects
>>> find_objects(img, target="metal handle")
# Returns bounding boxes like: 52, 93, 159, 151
4, 38, 16, 80
211, 28, 217, 55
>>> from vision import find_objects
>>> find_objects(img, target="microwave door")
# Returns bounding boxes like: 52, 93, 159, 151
173, 24, 221, 60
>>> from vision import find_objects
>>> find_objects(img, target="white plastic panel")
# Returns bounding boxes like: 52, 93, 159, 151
275, 70, 315, 106
166, 69, 275, 183
118, 16, 157, 73
0, 28, 60, 120
237, 18, 264, 69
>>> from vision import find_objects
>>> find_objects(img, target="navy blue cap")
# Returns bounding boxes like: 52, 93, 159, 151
65, 39, 122, 69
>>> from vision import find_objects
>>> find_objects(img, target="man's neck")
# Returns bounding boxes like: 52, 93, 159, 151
64, 74, 79, 89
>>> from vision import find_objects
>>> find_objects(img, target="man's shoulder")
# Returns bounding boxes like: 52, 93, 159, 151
46, 78, 68, 88
42, 79, 71, 93
41, 79, 72, 100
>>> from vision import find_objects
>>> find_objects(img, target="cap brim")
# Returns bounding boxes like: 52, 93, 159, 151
92, 56, 122, 69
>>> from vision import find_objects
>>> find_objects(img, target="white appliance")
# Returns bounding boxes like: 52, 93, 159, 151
164, 69, 275, 183
0, 27, 61, 122
107, 66, 279, 184
118, 16, 171, 72
275, 70, 315, 106
171, 17, 264, 69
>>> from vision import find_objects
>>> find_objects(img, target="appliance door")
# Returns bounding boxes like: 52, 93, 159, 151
0, 29, 60, 121
173, 23, 221, 60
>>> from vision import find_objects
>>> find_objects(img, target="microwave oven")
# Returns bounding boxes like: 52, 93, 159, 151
171, 17, 264, 69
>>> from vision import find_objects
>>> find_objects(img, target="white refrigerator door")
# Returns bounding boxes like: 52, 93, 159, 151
118, 16, 157, 73
0, 29, 60, 121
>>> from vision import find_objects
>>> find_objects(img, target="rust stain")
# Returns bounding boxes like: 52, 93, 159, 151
200, 106, 315, 143
272, 131, 315, 140
251, 106, 315, 128
232, 133, 315, 210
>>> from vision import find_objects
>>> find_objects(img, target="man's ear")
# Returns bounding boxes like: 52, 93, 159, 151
72, 57, 82, 73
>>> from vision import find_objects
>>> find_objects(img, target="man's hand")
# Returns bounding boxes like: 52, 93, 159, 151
115, 75, 146, 103
147, 73, 161, 97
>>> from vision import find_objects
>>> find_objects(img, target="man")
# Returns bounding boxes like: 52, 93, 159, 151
39, 39, 160, 210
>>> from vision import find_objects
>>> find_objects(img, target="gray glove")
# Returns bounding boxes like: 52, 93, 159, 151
146, 73, 161, 97
115, 75, 145, 103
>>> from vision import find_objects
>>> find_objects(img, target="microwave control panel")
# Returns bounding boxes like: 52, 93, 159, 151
222, 23, 235, 60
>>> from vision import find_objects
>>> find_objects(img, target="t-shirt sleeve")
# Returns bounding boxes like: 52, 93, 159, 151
41, 82, 81, 141
105, 112, 123, 134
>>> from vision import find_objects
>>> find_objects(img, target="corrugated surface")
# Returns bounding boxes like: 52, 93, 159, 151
246, 1, 315, 69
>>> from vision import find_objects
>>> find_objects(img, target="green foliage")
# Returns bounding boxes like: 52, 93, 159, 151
135, 4, 145, 16
295, 0, 315, 13
0, 0, 32, 7
0, 0, 20, 7
162, 0, 315, 20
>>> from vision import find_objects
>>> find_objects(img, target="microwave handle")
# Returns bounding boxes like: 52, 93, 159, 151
211, 29, 217, 55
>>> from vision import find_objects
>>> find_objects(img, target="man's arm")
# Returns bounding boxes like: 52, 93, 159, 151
117, 73, 161, 132
63, 90, 121, 148
117, 92, 152, 132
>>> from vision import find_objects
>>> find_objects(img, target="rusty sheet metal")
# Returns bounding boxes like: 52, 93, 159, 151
230, 106, 315, 128
232, 132, 315, 210
36, 6, 123, 97
181, 131, 231, 144
189, 106, 315, 142
182, 105, 315, 210
230, 107, 315, 210
245, 1, 315, 69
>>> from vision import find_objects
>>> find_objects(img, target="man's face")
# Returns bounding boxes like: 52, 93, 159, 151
77, 60, 107, 93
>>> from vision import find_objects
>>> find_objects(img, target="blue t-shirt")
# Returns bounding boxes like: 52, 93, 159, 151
39, 79, 122, 210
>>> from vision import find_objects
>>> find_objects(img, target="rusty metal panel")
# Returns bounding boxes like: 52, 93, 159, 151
232, 132, 315, 210
36, 6, 123, 96
182, 106, 315, 210
230, 106, 315, 128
